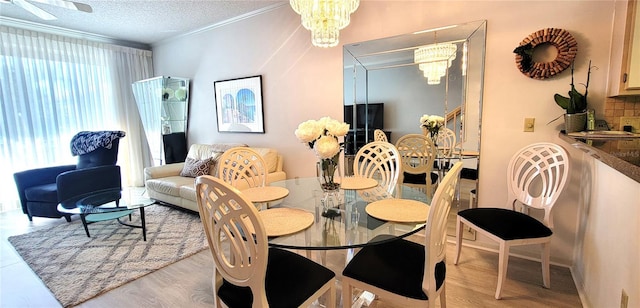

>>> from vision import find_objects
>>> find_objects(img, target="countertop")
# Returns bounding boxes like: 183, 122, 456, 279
558, 132, 640, 183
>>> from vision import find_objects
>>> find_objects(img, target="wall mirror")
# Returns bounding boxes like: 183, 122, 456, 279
343, 20, 487, 238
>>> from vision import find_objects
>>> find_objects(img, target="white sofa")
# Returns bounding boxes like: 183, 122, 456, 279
144, 143, 286, 212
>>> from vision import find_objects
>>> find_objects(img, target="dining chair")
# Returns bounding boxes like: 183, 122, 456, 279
342, 162, 463, 308
216, 147, 267, 189
435, 127, 457, 178
195, 175, 336, 308
454, 142, 570, 299
374, 129, 388, 142
395, 134, 439, 198
353, 141, 401, 200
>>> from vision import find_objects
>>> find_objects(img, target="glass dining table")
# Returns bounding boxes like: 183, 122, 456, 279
264, 177, 431, 250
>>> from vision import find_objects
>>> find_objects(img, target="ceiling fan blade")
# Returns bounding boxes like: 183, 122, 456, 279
29, 0, 92, 13
12, 0, 57, 20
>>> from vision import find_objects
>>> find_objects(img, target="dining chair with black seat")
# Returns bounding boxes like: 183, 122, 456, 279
341, 162, 463, 308
353, 141, 401, 201
395, 134, 439, 198
195, 175, 336, 308
454, 142, 570, 299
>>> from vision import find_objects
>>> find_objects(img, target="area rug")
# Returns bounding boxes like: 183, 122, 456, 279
7, 205, 208, 307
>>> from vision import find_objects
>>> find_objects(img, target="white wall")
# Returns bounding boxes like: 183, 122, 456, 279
152, 1, 630, 306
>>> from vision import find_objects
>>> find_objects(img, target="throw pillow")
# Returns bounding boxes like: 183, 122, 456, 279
180, 157, 213, 177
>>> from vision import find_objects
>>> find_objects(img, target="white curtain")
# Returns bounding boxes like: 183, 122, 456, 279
0, 26, 154, 212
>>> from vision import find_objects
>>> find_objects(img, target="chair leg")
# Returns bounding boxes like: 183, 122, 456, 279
327, 282, 336, 308
342, 280, 353, 308
64, 215, 72, 222
469, 189, 476, 209
496, 242, 510, 299
541, 242, 551, 289
439, 282, 447, 308
454, 217, 464, 264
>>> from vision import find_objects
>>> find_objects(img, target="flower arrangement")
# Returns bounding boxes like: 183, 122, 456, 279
295, 117, 350, 191
420, 114, 445, 141
295, 117, 350, 159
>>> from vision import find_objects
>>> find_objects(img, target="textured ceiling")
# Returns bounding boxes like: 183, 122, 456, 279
0, 0, 286, 46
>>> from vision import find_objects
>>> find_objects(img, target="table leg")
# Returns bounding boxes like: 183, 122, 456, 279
140, 207, 147, 241
80, 214, 91, 237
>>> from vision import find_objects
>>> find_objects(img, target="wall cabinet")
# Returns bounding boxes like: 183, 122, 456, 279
608, 0, 640, 96
132, 76, 190, 165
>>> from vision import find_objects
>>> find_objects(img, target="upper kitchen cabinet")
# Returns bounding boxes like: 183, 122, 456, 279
608, 0, 640, 96
132, 76, 190, 166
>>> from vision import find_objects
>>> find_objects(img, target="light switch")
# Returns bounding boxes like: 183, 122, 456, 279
524, 118, 535, 132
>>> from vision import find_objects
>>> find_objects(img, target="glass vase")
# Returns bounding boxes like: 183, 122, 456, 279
316, 152, 341, 192
422, 126, 439, 146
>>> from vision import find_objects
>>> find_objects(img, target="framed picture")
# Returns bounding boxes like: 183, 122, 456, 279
214, 75, 265, 133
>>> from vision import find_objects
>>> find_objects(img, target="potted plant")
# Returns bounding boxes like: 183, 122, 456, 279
553, 60, 593, 133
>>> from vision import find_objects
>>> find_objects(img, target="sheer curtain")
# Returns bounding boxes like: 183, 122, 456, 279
0, 26, 154, 212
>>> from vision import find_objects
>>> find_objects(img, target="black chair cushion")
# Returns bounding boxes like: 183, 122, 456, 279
461, 168, 478, 180
24, 183, 58, 203
342, 235, 445, 300
403, 172, 439, 185
458, 208, 552, 240
217, 247, 335, 308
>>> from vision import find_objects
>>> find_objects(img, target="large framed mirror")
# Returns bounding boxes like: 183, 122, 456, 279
343, 20, 486, 238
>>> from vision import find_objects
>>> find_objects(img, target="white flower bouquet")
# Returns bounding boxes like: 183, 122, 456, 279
295, 117, 350, 191
294, 117, 350, 159
420, 114, 445, 140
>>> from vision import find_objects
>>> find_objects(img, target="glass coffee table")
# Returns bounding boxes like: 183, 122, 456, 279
57, 188, 155, 241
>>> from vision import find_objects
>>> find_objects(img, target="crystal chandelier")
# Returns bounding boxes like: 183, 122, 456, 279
414, 43, 458, 85
290, 0, 360, 48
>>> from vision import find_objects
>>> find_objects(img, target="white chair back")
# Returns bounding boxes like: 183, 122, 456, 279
374, 129, 388, 142
423, 162, 463, 299
216, 147, 267, 189
353, 141, 400, 195
195, 175, 270, 306
395, 134, 438, 196
436, 127, 456, 157
507, 142, 570, 227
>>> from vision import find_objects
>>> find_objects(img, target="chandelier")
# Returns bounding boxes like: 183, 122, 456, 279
290, 0, 360, 48
414, 43, 458, 85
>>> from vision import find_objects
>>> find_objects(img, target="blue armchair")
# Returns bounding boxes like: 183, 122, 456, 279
13, 131, 125, 221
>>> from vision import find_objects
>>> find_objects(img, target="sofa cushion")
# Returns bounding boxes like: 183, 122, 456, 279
146, 176, 195, 196
252, 148, 278, 173
180, 184, 197, 202
24, 183, 58, 202
187, 143, 246, 161
180, 157, 215, 177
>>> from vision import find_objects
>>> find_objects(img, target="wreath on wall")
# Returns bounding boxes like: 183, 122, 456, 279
513, 28, 578, 80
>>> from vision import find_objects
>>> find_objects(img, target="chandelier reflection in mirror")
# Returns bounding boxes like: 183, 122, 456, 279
290, 0, 360, 48
414, 43, 458, 85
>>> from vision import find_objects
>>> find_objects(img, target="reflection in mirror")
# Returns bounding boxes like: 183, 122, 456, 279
343, 20, 487, 239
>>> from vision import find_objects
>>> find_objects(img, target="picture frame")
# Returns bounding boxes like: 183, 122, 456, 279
214, 75, 265, 133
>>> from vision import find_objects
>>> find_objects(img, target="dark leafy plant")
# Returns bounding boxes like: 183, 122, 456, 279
554, 60, 592, 114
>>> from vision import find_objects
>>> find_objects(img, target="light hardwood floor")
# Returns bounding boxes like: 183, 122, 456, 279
1, 186, 582, 308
